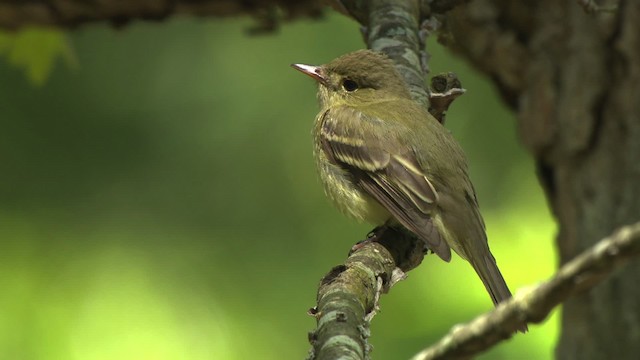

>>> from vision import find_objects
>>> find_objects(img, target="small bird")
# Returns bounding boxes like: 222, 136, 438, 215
292, 50, 518, 312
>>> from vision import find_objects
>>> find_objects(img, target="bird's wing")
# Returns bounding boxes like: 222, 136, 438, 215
319, 107, 451, 261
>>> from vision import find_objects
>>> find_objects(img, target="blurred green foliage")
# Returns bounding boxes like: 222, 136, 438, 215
0, 13, 557, 360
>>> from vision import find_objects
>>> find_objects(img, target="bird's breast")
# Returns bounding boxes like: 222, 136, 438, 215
312, 112, 390, 225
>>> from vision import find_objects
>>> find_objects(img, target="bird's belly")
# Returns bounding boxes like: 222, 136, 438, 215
317, 159, 390, 225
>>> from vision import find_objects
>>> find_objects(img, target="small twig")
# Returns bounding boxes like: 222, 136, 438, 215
411, 222, 640, 360
428, 72, 466, 124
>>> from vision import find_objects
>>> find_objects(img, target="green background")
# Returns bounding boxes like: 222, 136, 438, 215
0, 13, 557, 360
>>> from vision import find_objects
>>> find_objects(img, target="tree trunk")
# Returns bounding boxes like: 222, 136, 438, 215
447, 0, 640, 358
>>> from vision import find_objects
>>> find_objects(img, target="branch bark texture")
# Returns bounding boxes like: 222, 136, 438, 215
338, 0, 430, 107
308, 230, 425, 360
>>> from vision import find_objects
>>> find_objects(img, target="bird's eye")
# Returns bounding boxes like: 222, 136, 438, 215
342, 79, 359, 92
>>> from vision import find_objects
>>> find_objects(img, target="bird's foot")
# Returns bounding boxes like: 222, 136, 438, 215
349, 225, 388, 255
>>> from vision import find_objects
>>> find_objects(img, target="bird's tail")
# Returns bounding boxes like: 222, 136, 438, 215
472, 252, 528, 333
474, 252, 513, 305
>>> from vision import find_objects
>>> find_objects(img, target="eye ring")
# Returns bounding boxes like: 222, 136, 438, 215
342, 79, 359, 92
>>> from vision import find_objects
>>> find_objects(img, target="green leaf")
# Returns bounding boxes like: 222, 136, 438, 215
0, 27, 76, 86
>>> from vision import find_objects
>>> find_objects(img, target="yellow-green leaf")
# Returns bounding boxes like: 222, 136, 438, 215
0, 27, 76, 86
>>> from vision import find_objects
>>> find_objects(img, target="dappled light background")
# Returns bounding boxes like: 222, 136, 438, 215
0, 13, 556, 360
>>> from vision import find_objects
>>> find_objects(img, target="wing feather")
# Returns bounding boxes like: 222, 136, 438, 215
318, 107, 451, 261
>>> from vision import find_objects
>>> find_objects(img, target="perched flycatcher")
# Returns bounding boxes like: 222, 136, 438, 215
292, 50, 516, 311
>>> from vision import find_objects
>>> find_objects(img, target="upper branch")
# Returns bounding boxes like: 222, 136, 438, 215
0, 0, 323, 30
338, 0, 429, 107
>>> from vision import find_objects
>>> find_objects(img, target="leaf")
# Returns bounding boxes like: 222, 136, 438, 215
0, 27, 76, 86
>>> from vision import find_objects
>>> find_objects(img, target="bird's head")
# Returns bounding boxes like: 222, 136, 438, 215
292, 50, 412, 107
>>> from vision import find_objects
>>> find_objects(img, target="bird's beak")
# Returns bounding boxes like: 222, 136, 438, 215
291, 63, 327, 85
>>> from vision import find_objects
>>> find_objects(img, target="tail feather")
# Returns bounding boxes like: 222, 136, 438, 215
478, 253, 513, 305
474, 253, 528, 333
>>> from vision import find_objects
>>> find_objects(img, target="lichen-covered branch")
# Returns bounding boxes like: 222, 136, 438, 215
308, 229, 426, 360
411, 222, 640, 360
337, 0, 430, 106
307, 243, 388, 360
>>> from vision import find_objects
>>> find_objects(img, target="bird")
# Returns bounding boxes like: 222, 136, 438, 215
291, 49, 520, 318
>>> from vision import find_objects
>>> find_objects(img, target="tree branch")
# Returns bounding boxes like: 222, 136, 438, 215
410, 222, 640, 360
0, 0, 324, 30
307, 228, 426, 360
337, 0, 430, 106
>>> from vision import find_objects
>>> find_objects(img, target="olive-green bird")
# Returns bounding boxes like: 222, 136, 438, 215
292, 50, 517, 309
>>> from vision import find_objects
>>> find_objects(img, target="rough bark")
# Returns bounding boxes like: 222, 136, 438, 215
445, 0, 640, 358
